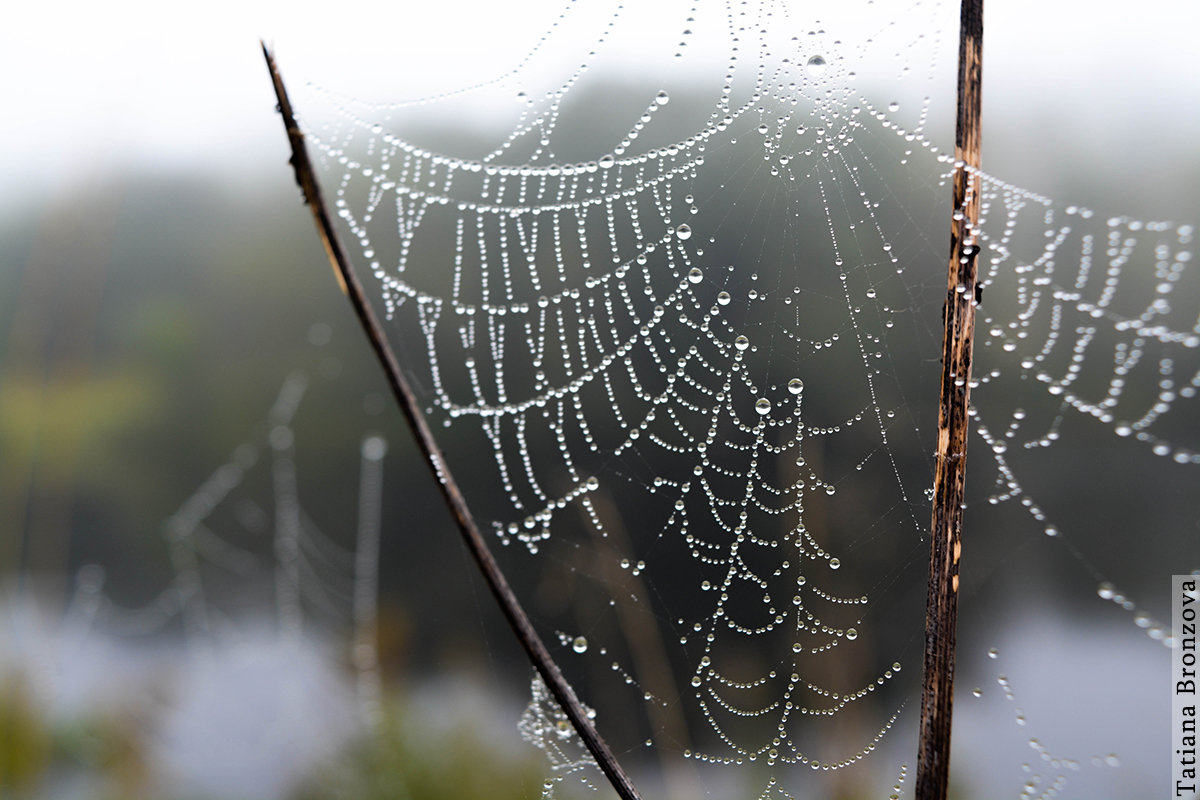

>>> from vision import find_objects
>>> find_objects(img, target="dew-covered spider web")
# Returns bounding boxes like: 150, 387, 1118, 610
289, 1, 1199, 796
21, 372, 392, 796
107, 372, 383, 704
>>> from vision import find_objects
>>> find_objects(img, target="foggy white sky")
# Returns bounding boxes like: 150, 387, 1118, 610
1, 0, 1197, 215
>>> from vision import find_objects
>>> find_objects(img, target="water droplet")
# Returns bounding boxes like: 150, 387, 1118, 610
655, 90, 670, 106
361, 436, 388, 461
716, 291, 731, 305
988, 647, 999, 659
1044, 525, 1058, 537
755, 398, 772, 415
687, 267, 704, 284
598, 154, 615, 169
734, 335, 750, 351
573, 636, 588, 653
829, 557, 840, 569
888, 101, 900, 113
676, 224, 693, 240
806, 55, 827, 76
787, 378, 804, 395
845, 628, 858, 640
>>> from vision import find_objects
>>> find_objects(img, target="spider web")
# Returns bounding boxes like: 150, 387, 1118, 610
293, 1, 1199, 797
38, 372, 390, 795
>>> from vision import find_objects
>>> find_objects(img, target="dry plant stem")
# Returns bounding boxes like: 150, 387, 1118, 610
915, 1, 983, 798
260, 43, 643, 800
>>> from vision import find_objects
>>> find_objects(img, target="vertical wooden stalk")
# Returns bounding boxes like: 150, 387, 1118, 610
916, 1, 983, 798
260, 44, 642, 800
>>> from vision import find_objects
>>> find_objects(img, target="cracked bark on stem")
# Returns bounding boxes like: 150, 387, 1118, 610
260, 43, 643, 800
915, 1, 983, 799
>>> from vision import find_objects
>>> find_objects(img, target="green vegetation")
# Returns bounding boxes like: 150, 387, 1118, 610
298, 695, 549, 800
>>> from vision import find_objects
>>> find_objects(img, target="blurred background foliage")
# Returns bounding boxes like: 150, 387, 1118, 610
1, 6, 1199, 796
2, 132, 1196, 800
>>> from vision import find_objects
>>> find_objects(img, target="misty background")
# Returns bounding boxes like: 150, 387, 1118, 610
1, 1, 1198, 799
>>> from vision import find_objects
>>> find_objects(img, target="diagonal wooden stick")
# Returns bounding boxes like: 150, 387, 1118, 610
916, 0, 983, 798
260, 43, 643, 800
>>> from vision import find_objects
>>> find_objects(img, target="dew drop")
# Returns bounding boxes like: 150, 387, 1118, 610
655, 90, 670, 106
787, 378, 804, 395
734, 335, 750, 351
888, 101, 900, 113
845, 628, 858, 641
829, 557, 840, 569
806, 55, 827, 76
573, 636, 588, 653
687, 267, 704, 284
988, 647, 999, 659
598, 154, 615, 169
361, 436, 388, 461
755, 397, 772, 415
716, 291, 731, 305
676, 224, 693, 240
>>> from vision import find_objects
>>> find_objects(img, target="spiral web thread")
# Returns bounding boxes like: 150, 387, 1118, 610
300, 0, 1198, 796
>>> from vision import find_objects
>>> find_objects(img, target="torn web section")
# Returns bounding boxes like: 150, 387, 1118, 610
964, 180, 1200, 610
520, 672, 602, 798
948, 172, 1200, 794
294, 1, 959, 797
